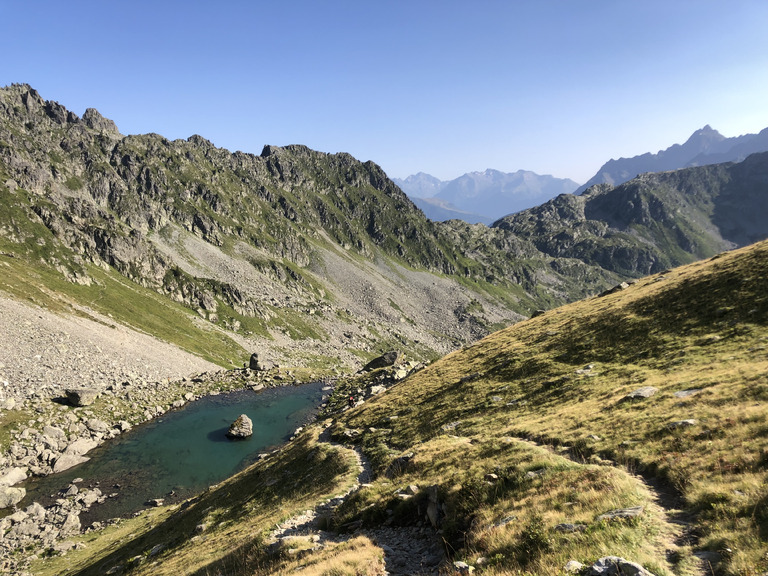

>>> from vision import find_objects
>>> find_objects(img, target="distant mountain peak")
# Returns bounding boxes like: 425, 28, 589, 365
576, 124, 768, 194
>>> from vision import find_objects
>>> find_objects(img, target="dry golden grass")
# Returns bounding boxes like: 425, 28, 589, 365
31, 241, 768, 576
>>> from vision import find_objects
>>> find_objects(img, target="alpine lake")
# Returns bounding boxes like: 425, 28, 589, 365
22, 382, 328, 524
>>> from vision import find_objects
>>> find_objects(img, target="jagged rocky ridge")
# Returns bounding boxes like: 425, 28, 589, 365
1, 83, 768, 370
495, 153, 768, 276
0, 84, 617, 368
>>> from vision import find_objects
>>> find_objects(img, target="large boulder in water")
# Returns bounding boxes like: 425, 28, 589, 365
226, 414, 253, 439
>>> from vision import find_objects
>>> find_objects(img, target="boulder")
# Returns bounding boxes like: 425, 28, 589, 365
65, 388, 99, 407
64, 438, 97, 456
248, 353, 260, 370
362, 351, 400, 371
0, 467, 27, 487
622, 386, 658, 401
226, 414, 253, 439
0, 486, 25, 509
589, 556, 656, 576
53, 453, 90, 473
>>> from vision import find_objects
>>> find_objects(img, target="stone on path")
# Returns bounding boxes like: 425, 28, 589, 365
598, 506, 644, 522
227, 414, 253, 439
589, 556, 657, 576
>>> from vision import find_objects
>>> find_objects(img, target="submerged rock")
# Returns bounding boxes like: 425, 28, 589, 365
227, 414, 253, 439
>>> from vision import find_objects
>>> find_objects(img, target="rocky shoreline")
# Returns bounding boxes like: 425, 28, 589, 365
0, 364, 323, 574
0, 350, 419, 574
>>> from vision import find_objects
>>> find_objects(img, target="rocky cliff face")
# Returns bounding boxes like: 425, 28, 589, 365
0, 84, 605, 369
2, 83, 767, 370
495, 153, 768, 276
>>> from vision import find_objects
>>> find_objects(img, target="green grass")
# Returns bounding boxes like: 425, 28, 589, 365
0, 254, 247, 367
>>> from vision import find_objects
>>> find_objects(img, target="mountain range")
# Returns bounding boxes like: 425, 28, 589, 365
574, 124, 768, 194
394, 170, 580, 223
398, 125, 768, 225
2, 83, 768, 575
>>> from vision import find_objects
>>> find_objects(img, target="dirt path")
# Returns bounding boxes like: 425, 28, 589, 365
515, 435, 707, 576
268, 427, 445, 575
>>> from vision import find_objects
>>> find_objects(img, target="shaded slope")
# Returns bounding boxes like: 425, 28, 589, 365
495, 153, 768, 277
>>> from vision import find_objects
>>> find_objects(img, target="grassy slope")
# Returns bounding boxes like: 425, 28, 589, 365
338, 239, 768, 575
32, 241, 768, 576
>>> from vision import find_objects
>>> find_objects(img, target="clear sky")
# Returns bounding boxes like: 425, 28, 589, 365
2, 0, 767, 183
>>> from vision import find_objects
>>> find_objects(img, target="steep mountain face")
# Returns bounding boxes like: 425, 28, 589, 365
2, 83, 768, 373
576, 124, 768, 194
495, 152, 768, 276
0, 84, 617, 370
395, 169, 580, 222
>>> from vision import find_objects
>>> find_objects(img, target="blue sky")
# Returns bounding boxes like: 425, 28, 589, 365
2, 1, 767, 183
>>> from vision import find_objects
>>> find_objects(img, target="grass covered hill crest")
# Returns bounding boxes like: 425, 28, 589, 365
30, 239, 768, 576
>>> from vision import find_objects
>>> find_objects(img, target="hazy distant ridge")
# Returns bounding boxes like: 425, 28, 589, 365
576, 125, 768, 194
394, 169, 580, 223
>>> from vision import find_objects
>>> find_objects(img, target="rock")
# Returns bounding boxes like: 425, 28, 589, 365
0, 486, 25, 508
673, 389, 701, 398
226, 414, 253, 439
622, 386, 658, 400
362, 351, 400, 371
248, 353, 261, 370
82, 108, 120, 135
598, 506, 644, 522
565, 560, 585, 572
0, 467, 27, 486
53, 453, 90, 473
667, 419, 697, 429
599, 282, 630, 297
453, 561, 474, 574
65, 387, 99, 407
86, 418, 110, 433
589, 556, 656, 576
64, 438, 97, 456
60, 512, 81, 535
147, 498, 164, 507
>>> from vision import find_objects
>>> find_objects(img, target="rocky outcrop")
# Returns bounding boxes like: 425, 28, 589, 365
65, 387, 99, 407
588, 556, 657, 576
226, 414, 253, 439
362, 351, 401, 371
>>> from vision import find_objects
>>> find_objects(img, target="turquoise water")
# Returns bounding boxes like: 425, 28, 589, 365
23, 382, 326, 523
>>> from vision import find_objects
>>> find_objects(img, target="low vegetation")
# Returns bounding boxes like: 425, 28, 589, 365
28, 241, 768, 576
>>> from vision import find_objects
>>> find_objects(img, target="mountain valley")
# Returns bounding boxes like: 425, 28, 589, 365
0, 84, 767, 575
